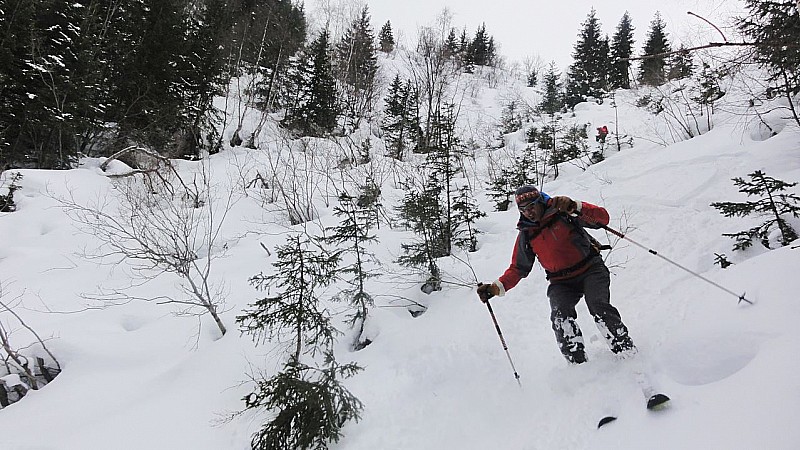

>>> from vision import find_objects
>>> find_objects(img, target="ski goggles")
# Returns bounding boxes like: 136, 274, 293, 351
517, 192, 545, 211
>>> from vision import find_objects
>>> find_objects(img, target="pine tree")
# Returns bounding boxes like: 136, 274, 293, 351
244, 0, 307, 113
424, 103, 475, 255
738, 1, 800, 126
565, 8, 610, 107
378, 20, 395, 53
444, 28, 459, 59
382, 75, 421, 159
540, 62, 565, 115
0, 0, 85, 169
283, 30, 339, 137
396, 182, 447, 293
499, 101, 525, 135
225, 0, 306, 72
609, 11, 635, 90
355, 175, 384, 229
336, 6, 378, 129
527, 69, 538, 88
324, 193, 379, 350
639, 12, 671, 86
106, 0, 194, 149
556, 123, 590, 165
486, 145, 539, 211
177, 0, 232, 157
459, 28, 474, 73
305, 30, 339, 135
692, 62, 726, 130
451, 185, 486, 252
469, 23, 496, 67
711, 171, 800, 250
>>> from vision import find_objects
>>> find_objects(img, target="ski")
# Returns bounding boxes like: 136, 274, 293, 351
633, 368, 671, 410
597, 416, 617, 428
646, 393, 671, 410
597, 366, 670, 428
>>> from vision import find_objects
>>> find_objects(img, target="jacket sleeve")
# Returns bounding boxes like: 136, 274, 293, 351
496, 231, 536, 294
575, 201, 609, 229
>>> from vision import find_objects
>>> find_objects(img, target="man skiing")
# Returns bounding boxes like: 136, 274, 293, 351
476, 185, 635, 364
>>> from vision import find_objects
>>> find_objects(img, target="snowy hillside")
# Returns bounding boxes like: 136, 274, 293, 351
1, 56, 800, 450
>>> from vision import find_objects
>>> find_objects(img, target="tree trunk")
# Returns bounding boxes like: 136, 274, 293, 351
0, 381, 9, 407
37, 357, 54, 383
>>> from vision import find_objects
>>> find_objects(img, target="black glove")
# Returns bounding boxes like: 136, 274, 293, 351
552, 196, 578, 214
477, 282, 499, 303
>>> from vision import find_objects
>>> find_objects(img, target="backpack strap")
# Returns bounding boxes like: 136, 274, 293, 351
563, 214, 612, 252
522, 213, 612, 253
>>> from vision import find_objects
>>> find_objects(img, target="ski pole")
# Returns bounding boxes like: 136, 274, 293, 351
484, 298, 523, 387
588, 218, 754, 305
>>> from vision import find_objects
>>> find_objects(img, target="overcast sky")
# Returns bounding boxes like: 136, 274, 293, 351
307, 0, 746, 69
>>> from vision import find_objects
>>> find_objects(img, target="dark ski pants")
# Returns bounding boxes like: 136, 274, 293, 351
546, 259, 634, 364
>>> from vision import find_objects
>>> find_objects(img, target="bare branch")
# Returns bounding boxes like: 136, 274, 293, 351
687, 11, 728, 42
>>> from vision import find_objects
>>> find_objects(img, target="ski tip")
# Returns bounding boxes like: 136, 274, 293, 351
598, 416, 617, 428
647, 393, 671, 411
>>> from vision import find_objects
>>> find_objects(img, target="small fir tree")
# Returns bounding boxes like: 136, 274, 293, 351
396, 182, 448, 293
382, 75, 419, 159
324, 193, 379, 350
356, 176, 384, 229
668, 46, 694, 80
500, 101, 525, 135
692, 62, 726, 130
557, 123, 591, 165
237, 235, 363, 450
487, 145, 539, 211
711, 171, 800, 250
238, 235, 341, 357
244, 354, 363, 450
423, 103, 470, 255
451, 185, 486, 252
0, 173, 23, 213
540, 62, 565, 115
527, 69, 538, 88
714, 253, 734, 269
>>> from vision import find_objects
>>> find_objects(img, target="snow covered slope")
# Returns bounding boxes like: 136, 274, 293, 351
0, 68, 799, 450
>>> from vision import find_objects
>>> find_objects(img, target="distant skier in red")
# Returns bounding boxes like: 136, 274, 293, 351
477, 185, 635, 364
596, 125, 609, 144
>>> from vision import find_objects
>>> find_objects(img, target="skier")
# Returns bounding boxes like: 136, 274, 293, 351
596, 125, 609, 144
476, 185, 635, 364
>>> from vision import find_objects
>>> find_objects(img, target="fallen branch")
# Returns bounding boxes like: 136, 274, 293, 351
100, 146, 169, 172
650, 39, 800, 61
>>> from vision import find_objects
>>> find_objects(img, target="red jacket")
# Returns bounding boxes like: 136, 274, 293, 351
498, 200, 609, 290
